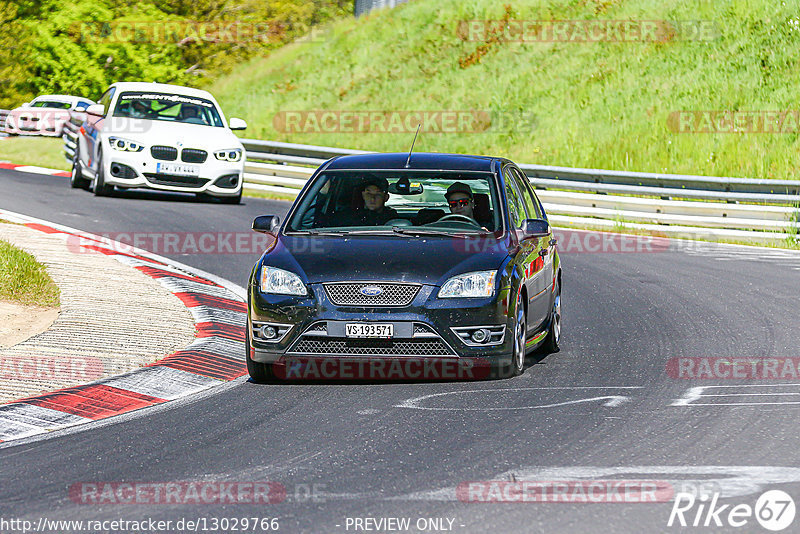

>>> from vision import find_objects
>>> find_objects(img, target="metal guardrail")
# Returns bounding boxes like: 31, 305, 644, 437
238, 138, 800, 243
0, 109, 9, 131
54, 122, 799, 243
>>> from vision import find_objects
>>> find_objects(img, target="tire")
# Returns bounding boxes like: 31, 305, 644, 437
541, 281, 562, 354
246, 331, 275, 383
220, 188, 243, 205
511, 291, 527, 376
70, 146, 90, 190
494, 290, 526, 379
92, 149, 114, 197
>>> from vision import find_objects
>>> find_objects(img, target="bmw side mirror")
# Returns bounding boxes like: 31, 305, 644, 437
229, 117, 247, 130
252, 215, 280, 234
85, 104, 105, 117
522, 218, 550, 239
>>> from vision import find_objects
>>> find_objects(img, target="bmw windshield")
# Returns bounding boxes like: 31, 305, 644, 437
286, 171, 504, 234
112, 91, 224, 127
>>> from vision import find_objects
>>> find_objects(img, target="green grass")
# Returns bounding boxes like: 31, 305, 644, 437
0, 237, 60, 307
209, 0, 800, 180
0, 137, 69, 171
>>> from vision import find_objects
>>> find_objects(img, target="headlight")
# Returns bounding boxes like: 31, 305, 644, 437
438, 271, 497, 298
259, 266, 306, 296
108, 136, 144, 152
215, 149, 243, 162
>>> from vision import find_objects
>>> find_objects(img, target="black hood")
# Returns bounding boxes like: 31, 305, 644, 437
263, 234, 511, 285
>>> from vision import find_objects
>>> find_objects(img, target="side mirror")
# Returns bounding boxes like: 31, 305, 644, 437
20, 102, 30, 108
252, 215, 280, 234
86, 104, 105, 117
229, 117, 247, 130
521, 218, 550, 239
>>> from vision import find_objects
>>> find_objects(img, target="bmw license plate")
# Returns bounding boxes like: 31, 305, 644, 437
345, 323, 393, 338
156, 162, 199, 176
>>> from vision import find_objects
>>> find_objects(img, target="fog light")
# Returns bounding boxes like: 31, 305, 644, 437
261, 326, 277, 339
471, 329, 489, 343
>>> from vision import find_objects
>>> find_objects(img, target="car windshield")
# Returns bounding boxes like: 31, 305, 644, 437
29, 100, 71, 109
112, 91, 224, 127
286, 171, 503, 234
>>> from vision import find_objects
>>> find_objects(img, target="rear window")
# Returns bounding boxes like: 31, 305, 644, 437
29, 100, 71, 109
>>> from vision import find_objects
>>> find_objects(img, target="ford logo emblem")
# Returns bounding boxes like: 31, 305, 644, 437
360, 286, 383, 297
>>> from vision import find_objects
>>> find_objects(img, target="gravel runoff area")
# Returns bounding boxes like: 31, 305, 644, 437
0, 222, 196, 402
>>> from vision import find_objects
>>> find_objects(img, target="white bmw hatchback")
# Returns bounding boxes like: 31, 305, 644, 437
71, 82, 247, 203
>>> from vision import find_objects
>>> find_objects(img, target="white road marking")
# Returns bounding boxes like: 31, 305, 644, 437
672, 384, 800, 406
395, 466, 800, 501
13, 165, 67, 175
395, 387, 641, 411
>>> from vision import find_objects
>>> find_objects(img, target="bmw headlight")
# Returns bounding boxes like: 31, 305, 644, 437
108, 136, 144, 152
259, 266, 306, 296
438, 271, 497, 298
215, 149, 243, 162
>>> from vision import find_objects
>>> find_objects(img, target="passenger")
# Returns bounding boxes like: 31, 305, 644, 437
445, 181, 477, 219
353, 177, 398, 226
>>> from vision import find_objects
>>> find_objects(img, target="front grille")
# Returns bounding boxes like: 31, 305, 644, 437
151, 146, 178, 161
181, 148, 207, 163
289, 338, 454, 356
324, 283, 420, 307
143, 173, 210, 188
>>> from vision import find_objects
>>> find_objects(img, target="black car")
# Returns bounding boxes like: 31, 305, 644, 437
246, 152, 562, 381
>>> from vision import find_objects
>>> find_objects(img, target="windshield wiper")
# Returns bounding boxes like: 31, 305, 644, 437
391, 227, 479, 239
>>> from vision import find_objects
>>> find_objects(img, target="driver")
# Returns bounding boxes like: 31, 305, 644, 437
130, 99, 150, 118
445, 182, 477, 219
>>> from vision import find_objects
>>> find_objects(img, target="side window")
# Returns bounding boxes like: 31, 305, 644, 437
513, 167, 542, 219
99, 88, 116, 115
503, 167, 527, 229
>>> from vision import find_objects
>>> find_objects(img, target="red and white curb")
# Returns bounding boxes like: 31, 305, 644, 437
0, 210, 249, 444
0, 161, 70, 177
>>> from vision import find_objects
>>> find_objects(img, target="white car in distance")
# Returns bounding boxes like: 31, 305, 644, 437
71, 82, 247, 203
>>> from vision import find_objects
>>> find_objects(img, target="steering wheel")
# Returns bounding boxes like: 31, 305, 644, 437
436, 214, 483, 228
385, 218, 413, 227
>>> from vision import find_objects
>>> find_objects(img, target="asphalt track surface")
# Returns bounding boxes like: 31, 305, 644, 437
1, 167, 800, 533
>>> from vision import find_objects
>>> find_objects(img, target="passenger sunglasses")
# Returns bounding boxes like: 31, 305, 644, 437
448, 198, 471, 208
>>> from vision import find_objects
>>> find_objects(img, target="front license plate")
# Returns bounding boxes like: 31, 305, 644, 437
345, 323, 393, 338
156, 162, 199, 176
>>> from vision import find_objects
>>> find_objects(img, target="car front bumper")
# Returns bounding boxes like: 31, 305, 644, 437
101, 149, 243, 197
248, 282, 522, 371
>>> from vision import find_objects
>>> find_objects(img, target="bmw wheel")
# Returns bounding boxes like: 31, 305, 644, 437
70, 146, 90, 189
92, 149, 114, 197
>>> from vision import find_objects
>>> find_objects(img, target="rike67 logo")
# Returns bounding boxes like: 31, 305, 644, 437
668, 490, 796, 531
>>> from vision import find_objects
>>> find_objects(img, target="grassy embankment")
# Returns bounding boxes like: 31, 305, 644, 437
0, 232, 60, 308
